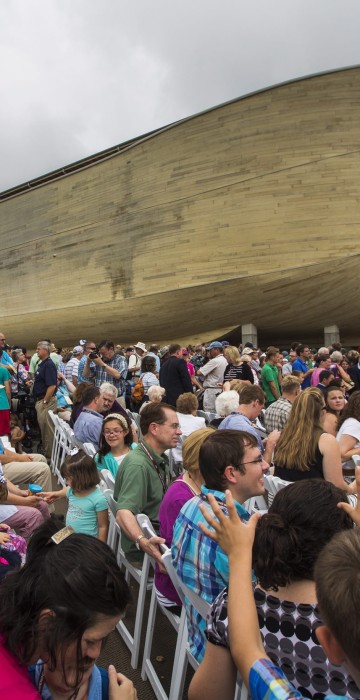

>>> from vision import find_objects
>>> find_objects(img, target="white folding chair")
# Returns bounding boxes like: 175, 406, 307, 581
263, 473, 291, 506
141, 574, 185, 700
136, 519, 189, 700
162, 550, 248, 700
102, 492, 153, 668
136, 512, 247, 700
82, 442, 97, 457
49, 413, 68, 486
100, 468, 115, 491
244, 494, 268, 514
205, 411, 216, 424
49, 410, 61, 475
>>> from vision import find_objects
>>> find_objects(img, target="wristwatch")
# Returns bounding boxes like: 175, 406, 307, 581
135, 534, 146, 550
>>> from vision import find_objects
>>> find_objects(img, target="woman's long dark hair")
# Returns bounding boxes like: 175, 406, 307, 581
0, 518, 130, 687
252, 480, 353, 591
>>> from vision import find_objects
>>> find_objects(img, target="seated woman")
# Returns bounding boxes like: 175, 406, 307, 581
139, 384, 165, 413
95, 413, 135, 479
336, 390, 360, 469
155, 428, 214, 612
322, 385, 345, 436
0, 466, 49, 541
69, 381, 93, 427
189, 479, 357, 700
210, 389, 240, 428
172, 392, 206, 463
0, 517, 135, 699
273, 387, 356, 494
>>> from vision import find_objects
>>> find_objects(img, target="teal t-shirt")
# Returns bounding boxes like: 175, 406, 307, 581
0, 367, 11, 410
66, 487, 108, 537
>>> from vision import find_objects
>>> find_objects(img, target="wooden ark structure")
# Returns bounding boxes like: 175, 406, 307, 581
1, 66, 360, 348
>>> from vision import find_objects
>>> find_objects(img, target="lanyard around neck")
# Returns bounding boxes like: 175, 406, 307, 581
140, 441, 169, 495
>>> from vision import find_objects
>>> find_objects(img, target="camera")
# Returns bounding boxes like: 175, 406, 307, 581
89, 352, 99, 360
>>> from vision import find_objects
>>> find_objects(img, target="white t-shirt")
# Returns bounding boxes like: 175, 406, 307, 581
128, 353, 142, 376
336, 418, 360, 469
65, 357, 80, 381
200, 355, 228, 388
172, 413, 206, 462
142, 372, 159, 393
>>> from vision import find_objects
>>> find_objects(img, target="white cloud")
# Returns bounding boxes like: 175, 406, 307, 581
0, 0, 359, 191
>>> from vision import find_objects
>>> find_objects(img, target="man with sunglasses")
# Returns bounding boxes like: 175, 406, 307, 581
172, 429, 268, 663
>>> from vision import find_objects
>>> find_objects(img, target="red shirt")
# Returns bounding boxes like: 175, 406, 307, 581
0, 635, 40, 700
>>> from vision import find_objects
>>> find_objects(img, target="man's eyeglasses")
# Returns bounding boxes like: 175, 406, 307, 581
153, 422, 181, 430
239, 455, 264, 467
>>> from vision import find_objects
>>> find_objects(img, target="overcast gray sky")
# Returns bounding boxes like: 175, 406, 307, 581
1, 0, 359, 192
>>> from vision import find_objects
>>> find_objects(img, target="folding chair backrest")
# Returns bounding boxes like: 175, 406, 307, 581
82, 442, 97, 457
161, 550, 210, 620
263, 473, 291, 507
100, 468, 115, 490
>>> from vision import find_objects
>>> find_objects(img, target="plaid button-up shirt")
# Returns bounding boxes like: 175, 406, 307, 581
94, 353, 127, 393
171, 486, 250, 662
264, 396, 292, 433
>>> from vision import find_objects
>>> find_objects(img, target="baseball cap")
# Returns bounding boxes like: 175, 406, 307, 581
206, 341, 223, 350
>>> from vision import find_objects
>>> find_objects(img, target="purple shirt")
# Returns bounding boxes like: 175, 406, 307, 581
155, 476, 195, 606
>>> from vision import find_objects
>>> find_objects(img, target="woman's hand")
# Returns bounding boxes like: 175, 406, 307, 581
198, 490, 261, 558
108, 665, 137, 700
21, 495, 42, 508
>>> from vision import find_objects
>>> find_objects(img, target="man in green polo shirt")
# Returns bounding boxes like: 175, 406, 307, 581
261, 346, 281, 407
115, 402, 182, 565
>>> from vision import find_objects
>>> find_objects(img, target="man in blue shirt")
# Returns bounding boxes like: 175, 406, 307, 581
73, 385, 105, 449
292, 344, 315, 389
33, 341, 57, 460
171, 429, 268, 662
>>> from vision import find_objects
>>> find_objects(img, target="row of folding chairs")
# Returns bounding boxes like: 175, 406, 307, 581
98, 469, 247, 700
98, 472, 154, 669
48, 411, 96, 485
197, 409, 216, 424
137, 516, 248, 700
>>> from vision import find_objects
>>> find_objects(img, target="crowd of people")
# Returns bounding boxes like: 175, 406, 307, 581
1, 329, 360, 699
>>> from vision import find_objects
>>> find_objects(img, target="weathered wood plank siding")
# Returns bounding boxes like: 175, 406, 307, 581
1, 67, 360, 346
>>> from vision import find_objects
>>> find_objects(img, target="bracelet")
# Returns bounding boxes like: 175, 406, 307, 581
135, 534, 147, 551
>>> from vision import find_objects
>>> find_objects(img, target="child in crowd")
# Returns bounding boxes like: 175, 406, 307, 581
10, 414, 26, 453
199, 469, 360, 700
44, 451, 109, 542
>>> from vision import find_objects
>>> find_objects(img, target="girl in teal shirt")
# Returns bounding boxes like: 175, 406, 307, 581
95, 413, 136, 479
44, 451, 108, 542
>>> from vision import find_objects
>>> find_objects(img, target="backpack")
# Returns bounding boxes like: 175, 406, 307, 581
131, 377, 144, 404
